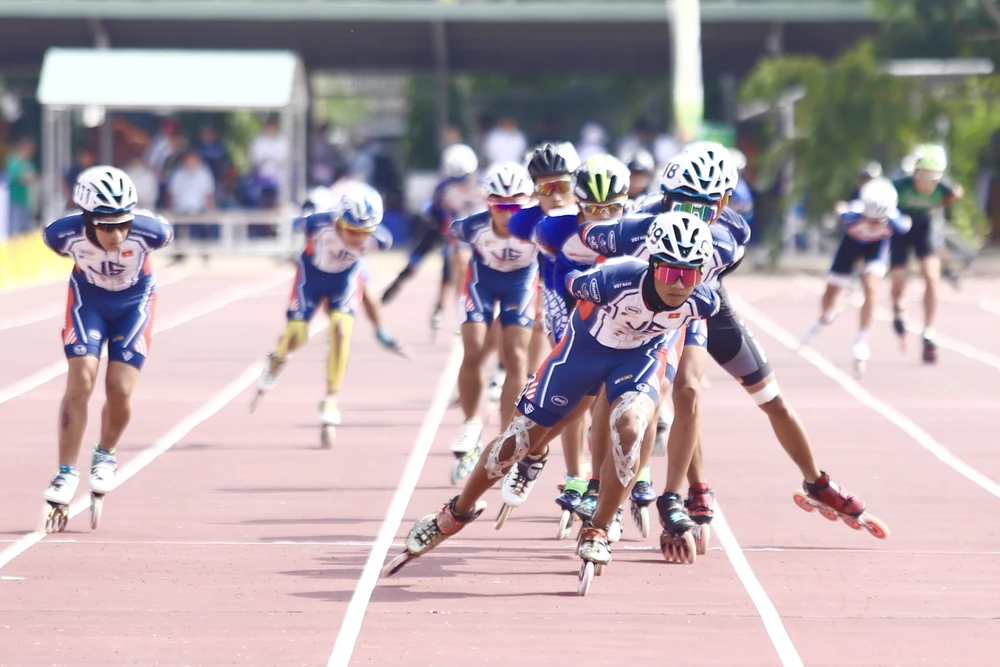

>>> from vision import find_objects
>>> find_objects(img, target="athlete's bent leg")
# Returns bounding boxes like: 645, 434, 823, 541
919, 254, 941, 337
499, 324, 531, 427
664, 347, 708, 495
59, 356, 101, 467
591, 391, 657, 530
745, 375, 822, 482
99, 361, 141, 453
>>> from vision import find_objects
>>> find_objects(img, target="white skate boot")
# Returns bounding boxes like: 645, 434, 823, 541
494, 454, 547, 530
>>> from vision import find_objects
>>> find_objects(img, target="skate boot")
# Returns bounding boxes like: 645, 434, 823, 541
43, 468, 80, 534
555, 476, 587, 540
852, 335, 871, 379
656, 492, 697, 564
573, 483, 600, 554
320, 396, 341, 448
892, 308, 907, 352
793, 471, 889, 539
922, 335, 937, 365
576, 523, 611, 596
685, 483, 715, 555
88, 446, 117, 530
250, 353, 285, 413
495, 452, 548, 530
629, 466, 656, 538
382, 496, 488, 576
607, 507, 625, 544
449, 418, 483, 485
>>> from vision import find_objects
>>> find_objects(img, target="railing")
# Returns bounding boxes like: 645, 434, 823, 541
166, 206, 302, 257
0, 0, 875, 21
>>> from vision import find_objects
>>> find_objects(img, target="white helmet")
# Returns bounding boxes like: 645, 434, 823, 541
74, 166, 138, 222
337, 182, 384, 232
441, 143, 479, 178
859, 177, 899, 220
483, 162, 533, 199
661, 143, 732, 200
645, 211, 714, 267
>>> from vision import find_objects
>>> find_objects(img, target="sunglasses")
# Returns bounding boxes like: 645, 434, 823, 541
337, 220, 373, 238
534, 179, 572, 196
580, 201, 625, 217
669, 200, 718, 222
489, 202, 524, 213
94, 221, 131, 233
653, 261, 704, 288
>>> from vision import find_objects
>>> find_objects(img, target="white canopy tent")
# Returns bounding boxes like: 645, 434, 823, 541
35, 48, 309, 248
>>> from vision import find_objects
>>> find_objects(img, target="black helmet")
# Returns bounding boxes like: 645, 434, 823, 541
526, 142, 582, 179
626, 149, 656, 175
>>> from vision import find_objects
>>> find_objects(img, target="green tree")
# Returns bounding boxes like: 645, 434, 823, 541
740, 40, 938, 222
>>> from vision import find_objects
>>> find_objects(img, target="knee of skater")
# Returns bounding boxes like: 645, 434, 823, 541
65, 375, 96, 403
758, 391, 788, 417
673, 381, 701, 416
613, 411, 645, 449
104, 381, 132, 407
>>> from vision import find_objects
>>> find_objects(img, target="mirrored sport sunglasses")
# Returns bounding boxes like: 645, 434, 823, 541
670, 200, 717, 222
489, 202, 525, 213
652, 259, 704, 288
534, 179, 573, 196
580, 200, 626, 217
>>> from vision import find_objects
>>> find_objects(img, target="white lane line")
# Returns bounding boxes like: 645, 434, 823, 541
714, 504, 804, 667
0, 273, 288, 406
0, 315, 327, 573
327, 340, 463, 667
792, 276, 1000, 374
729, 292, 1000, 498
0, 273, 189, 333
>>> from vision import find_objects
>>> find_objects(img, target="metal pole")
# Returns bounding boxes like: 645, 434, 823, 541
431, 20, 449, 152
41, 106, 57, 224
669, 0, 704, 143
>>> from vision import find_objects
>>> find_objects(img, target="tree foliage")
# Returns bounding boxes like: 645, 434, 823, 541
739, 41, 939, 221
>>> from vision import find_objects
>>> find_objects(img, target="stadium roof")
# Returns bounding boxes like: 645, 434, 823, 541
36, 48, 307, 110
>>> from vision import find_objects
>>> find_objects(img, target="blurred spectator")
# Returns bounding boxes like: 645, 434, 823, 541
195, 124, 229, 186
168, 150, 215, 214
61, 147, 95, 207
578, 122, 608, 160
482, 116, 527, 166
653, 128, 681, 165
4, 136, 37, 234
123, 154, 159, 210
443, 124, 464, 148
616, 119, 654, 163
144, 117, 180, 175
309, 122, 337, 187
250, 118, 289, 208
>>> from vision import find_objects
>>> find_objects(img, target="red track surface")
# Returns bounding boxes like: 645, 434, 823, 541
1, 257, 997, 666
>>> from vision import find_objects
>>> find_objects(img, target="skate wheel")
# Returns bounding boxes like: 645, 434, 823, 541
694, 523, 711, 555
594, 563, 605, 577
495, 504, 512, 531
854, 360, 866, 379
90, 494, 104, 531
577, 561, 595, 596
250, 390, 265, 414
450, 459, 462, 486
862, 514, 890, 540
382, 551, 414, 578
556, 509, 574, 540
43, 503, 69, 534
638, 505, 650, 539
843, 516, 862, 530
321, 424, 336, 449
660, 531, 696, 565
818, 507, 839, 522
792, 491, 815, 513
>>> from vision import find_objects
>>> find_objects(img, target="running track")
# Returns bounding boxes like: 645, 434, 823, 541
1, 255, 997, 666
